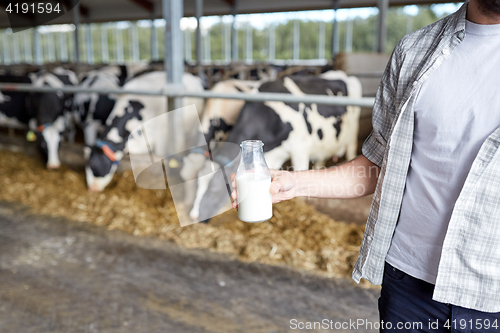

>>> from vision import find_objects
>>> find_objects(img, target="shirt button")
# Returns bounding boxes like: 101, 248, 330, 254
442, 48, 450, 55
458, 32, 464, 39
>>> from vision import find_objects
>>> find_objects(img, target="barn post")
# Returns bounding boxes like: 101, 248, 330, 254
293, 20, 300, 61
195, 0, 203, 67
268, 25, 275, 62
24, 30, 33, 63
331, 0, 340, 58
151, 4, 159, 61
318, 21, 325, 59
59, 31, 68, 62
231, 0, 238, 61
101, 24, 109, 63
33, 27, 42, 65
163, 0, 185, 155
72, 0, 81, 68
376, 0, 389, 53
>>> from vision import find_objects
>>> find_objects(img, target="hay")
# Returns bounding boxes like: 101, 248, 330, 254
0, 150, 370, 286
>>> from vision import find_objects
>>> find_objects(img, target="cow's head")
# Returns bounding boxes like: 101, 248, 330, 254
85, 99, 144, 192
27, 116, 66, 169
84, 140, 124, 192
27, 71, 75, 169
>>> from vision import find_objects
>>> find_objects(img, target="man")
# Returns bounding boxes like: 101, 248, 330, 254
232, 0, 500, 331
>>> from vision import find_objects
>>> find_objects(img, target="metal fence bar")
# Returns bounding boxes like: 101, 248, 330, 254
0, 83, 375, 108
59, 31, 68, 62
293, 20, 299, 61
12, 32, 21, 64
318, 22, 325, 60
101, 24, 109, 63
3, 32, 11, 65
23, 30, 32, 63
268, 25, 275, 62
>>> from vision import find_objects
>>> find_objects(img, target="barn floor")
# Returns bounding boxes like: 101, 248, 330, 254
0, 202, 379, 333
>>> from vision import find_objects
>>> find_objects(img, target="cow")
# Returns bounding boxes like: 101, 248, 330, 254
84, 71, 205, 192
72, 63, 151, 147
0, 68, 78, 168
178, 79, 262, 207
26, 67, 79, 169
187, 71, 362, 222
201, 79, 261, 143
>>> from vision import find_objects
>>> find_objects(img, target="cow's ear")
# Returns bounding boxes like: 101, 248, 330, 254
83, 146, 91, 160
28, 118, 38, 131
53, 117, 66, 132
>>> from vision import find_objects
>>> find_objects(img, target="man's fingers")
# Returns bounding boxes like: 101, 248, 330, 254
270, 169, 281, 180
270, 180, 282, 194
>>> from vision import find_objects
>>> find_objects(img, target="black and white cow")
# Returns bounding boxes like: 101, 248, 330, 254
84, 71, 205, 192
26, 67, 79, 168
0, 68, 78, 168
72, 63, 150, 146
178, 79, 261, 207
188, 71, 362, 222
201, 79, 261, 143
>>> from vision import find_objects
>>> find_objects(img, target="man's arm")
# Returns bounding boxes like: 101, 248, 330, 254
231, 40, 404, 208
231, 155, 380, 207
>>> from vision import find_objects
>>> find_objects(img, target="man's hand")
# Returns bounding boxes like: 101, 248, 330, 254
231, 155, 379, 210
231, 170, 297, 209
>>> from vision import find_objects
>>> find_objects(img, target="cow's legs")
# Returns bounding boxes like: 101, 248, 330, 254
264, 147, 291, 170
189, 160, 218, 220
180, 153, 207, 207
65, 111, 76, 143
290, 152, 310, 172
313, 160, 326, 170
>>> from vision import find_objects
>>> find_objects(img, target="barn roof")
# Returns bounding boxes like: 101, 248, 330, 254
0, 0, 460, 29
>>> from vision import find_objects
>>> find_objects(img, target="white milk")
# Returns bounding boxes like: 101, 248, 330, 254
237, 173, 272, 223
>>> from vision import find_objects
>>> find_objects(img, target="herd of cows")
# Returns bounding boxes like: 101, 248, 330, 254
0, 63, 362, 222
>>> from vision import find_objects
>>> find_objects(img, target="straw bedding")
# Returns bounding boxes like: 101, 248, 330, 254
0, 150, 369, 285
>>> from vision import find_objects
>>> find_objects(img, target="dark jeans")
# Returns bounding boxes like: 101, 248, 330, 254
379, 262, 500, 333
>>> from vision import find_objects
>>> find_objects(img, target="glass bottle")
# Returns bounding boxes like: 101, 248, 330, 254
236, 140, 273, 223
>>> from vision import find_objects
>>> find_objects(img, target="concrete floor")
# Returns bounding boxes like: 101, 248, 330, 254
0, 202, 379, 333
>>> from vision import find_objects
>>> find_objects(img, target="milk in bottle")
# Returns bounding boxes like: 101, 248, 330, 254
236, 140, 273, 222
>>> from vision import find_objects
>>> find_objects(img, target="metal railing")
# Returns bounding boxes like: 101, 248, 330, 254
0, 83, 375, 108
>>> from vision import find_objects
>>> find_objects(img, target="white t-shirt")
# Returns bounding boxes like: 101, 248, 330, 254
386, 19, 500, 284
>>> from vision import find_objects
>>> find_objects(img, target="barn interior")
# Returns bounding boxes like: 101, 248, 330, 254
0, 0, 461, 331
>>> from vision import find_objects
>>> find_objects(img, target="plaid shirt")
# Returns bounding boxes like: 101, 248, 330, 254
352, 1, 500, 312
